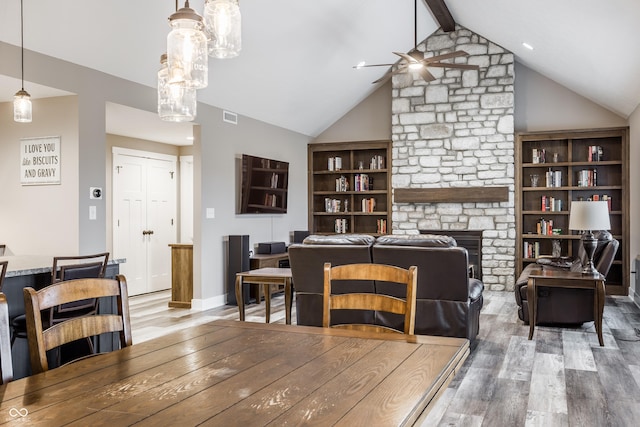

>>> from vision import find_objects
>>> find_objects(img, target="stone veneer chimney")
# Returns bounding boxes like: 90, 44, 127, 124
391, 26, 515, 291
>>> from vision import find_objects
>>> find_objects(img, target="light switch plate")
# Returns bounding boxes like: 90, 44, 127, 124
206, 208, 215, 219
89, 205, 97, 220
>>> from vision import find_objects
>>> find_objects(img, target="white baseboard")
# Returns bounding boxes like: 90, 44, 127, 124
191, 295, 226, 311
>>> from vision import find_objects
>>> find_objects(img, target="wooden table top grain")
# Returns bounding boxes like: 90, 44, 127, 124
0, 319, 469, 426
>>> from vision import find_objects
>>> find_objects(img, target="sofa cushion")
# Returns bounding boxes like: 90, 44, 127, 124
302, 234, 376, 246
374, 234, 457, 247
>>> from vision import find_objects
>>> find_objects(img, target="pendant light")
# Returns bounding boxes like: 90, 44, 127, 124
14, 0, 32, 123
204, 0, 242, 59
158, 54, 197, 122
167, 0, 208, 89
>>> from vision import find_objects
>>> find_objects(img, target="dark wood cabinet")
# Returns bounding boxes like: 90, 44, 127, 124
240, 156, 288, 213
308, 141, 391, 235
516, 127, 629, 295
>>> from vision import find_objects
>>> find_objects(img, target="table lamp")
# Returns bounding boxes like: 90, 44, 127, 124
568, 201, 611, 275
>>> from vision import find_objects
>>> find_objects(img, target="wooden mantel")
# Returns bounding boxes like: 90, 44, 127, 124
394, 186, 509, 203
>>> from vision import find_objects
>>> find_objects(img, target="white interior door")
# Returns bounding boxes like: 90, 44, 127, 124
113, 149, 176, 296
147, 158, 175, 292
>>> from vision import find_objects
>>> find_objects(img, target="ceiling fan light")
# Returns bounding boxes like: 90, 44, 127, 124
204, 0, 242, 59
167, 1, 208, 89
408, 62, 423, 70
14, 89, 32, 123
158, 54, 197, 122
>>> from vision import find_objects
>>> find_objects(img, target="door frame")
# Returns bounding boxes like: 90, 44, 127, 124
112, 147, 178, 295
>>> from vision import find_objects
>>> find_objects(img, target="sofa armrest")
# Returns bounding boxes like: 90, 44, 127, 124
468, 278, 484, 301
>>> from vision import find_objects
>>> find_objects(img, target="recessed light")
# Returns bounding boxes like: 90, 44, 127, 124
186, 136, 194, 141
522, 42, 534, 50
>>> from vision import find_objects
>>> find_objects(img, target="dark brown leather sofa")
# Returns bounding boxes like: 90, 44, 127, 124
514, 230, 619, 324
288, 233, 484, 341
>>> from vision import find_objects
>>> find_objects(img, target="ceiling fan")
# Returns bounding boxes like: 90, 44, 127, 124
355, 0, 479, 84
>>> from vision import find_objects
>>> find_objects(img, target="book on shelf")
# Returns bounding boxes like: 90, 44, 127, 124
361, 197, 376, 212
545, 169, 562, 187
263, 194, 277, 207
354, 174, 370, 191
541, 196, 562, 212
376, 218, 387, 234
370, 155, 385, 170
532, 148, 546, 164
270, 173, 279, 188
588, 145, 603, 162
582, 194, 612, 211
335, 175, 349, 192
524, 241, 540, 259
536, 218, 554, 235
577, 169, 597, 187
334, 218, 348, 233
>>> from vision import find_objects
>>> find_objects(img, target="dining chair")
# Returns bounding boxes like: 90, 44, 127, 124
10, 252, 109, 348
0, 289, 13, 384
322, 262, 418, 334
24, 275, 132, 374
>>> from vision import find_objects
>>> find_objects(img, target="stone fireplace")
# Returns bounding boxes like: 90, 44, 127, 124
391, 26, 515, 291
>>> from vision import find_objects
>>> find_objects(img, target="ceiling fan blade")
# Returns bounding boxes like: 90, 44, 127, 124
423, 51, 469, 63
353, 63, 395, 69
393, 52, 419, 64
427, 62, 479, 70
417, 67, 436, 82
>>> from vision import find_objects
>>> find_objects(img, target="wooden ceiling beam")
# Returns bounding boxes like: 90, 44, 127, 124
423, 0, 456, 32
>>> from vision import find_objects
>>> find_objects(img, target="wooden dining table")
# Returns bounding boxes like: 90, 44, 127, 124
0, 319, 469, 426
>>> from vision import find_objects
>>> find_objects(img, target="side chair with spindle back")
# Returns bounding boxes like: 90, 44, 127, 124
323, 262, 418, 335
23, 275, 132, 374
0, 261, 13, 383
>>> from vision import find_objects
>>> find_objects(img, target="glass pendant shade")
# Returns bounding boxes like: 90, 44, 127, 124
204, 0, 241, 58
14, 89, 32, 123
158, 54, 197, 122
167, 1, 208, 89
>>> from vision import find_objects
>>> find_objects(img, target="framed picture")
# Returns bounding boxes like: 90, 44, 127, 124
20, 136, 61, 185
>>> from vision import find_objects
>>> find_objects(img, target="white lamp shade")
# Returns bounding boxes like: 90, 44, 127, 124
167, 4, 208, 89
14, 89, 32, 123
568, 201, 611, 231
204, 0, 242, 59
158, 54, 197, 122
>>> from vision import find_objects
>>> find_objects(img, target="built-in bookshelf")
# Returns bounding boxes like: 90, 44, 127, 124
516, 127, 629, 295
308, 141, 391, 235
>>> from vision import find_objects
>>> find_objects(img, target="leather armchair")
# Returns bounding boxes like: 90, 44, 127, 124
515, 230, 619, 324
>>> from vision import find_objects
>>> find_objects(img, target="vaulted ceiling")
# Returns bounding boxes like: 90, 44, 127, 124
0, 0, 638, 140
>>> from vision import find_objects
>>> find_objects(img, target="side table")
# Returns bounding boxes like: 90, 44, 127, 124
235, 267, 293, 324
527, 268, 606, 346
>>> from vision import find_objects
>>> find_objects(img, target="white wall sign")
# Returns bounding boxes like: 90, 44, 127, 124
20, 136, 61, 185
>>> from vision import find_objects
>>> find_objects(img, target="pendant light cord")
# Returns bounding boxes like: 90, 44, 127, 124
413, 0, 417, 48
20, 0, 25, 91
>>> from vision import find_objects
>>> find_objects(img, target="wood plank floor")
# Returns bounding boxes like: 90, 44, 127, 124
129, 290, 640, 427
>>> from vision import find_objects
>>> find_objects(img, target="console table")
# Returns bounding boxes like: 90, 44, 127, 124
527, 268, 606, 346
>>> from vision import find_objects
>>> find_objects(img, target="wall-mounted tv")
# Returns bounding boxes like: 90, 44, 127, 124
239, 154, 289, 214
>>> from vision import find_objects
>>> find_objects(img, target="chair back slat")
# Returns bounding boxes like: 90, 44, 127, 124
0, 290, 13, 384
323, 262, 417, 335
24, 275, 132, 374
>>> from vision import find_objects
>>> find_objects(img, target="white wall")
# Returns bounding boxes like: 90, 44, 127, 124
0, 96, 80, 255
514, 62, 627, 132
315, 81, 392, 143
628, 105, 640, 301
